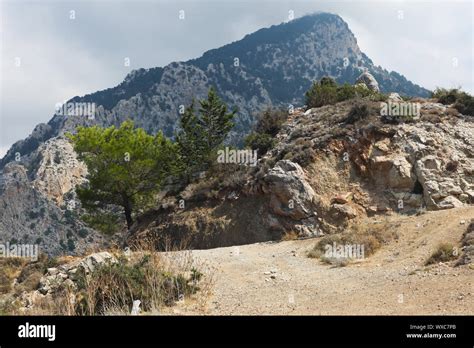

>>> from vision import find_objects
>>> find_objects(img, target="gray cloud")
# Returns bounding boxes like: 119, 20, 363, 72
1, 0, 472, 157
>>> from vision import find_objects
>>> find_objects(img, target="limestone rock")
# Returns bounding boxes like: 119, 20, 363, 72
264, 160, 316, 220
331, 204, 357, 219
438, 196, 463, 209
355, 71, 380, 92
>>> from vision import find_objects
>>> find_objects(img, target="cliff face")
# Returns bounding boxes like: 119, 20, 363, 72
0, 161, 105, 256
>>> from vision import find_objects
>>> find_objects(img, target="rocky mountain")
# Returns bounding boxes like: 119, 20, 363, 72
0, 12, 435, 256
0, 12, 429, 168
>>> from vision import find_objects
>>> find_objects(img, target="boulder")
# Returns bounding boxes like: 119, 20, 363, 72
388, 92, 403, 102
355, 71, 380, 92
264, 160, 316, 220
331, 204, 357, 219
77, 252, 117, 274
438, 196, 463, 209
388, 156, 414, 190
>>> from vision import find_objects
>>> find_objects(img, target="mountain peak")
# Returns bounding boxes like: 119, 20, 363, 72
0, 13, 429, 168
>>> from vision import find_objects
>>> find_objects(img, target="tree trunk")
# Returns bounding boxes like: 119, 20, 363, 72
122, 196, 133, 230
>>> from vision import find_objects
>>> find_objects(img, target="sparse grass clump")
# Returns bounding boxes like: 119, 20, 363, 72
308, 220, 397, 266
74, 253, 204, 315
425, 243, 458, 265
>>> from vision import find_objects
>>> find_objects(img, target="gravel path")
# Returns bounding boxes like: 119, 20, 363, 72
170, 207, 474, 315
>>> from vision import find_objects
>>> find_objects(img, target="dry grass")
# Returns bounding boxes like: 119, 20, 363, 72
425, 243, 459, 266
281, 231, 299, 241
0, 244, 215, 316
70, 249, 214, 315
308, 219, 397, 265
0, 258, 26, 294
45, 248, 214, 316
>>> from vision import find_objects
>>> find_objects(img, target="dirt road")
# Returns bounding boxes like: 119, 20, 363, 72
169, 207, 473, 315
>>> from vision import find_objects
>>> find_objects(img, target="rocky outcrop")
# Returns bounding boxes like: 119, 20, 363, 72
38, 252, 117, 295
263, 160, 316, 220
32, 137, 87, 205
355, 71, 380, 92
0, 161, 104, 257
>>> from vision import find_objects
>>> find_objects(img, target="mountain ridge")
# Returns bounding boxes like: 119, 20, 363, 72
0, 12, 429, 168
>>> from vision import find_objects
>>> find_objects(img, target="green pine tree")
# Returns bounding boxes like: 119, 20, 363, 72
68, 120, 178, 230
176, 87, 236, 180
199, 87, 236, 154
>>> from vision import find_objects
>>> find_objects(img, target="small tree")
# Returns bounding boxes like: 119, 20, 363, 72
199, 87, 235, 152
69, 120, 178, 230
176, 87, 236, 178
175, 100, 207, 175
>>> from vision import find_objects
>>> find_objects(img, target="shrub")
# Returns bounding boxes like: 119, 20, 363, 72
305, 78, 379, 109
244, 108, 288, 155
346, 104, 370, 124
254, 108, 288, 137
425, 243, 458, 265
28, 211, 39, 220
74, 253, 203, 315
432, 88, 461, 105
67, 239, 76, 252
78, 228, 89, 238
454, 92, 474, 116
283, 146, 316, 167
245, 133, 275, 155
305, 77, 338, 107
432, 88, 474, 116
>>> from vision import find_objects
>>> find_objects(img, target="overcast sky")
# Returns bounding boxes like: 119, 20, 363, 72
1, 0, 472, 157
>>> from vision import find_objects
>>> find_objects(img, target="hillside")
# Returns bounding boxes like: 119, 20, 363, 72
129, 94, 473, 250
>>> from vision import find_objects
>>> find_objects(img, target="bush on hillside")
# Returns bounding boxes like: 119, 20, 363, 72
74, 253, 203, 315
245, 108, 288, 155
346, 104, 370, 124
432, 88, 474, 116
305, 77, 380, 109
